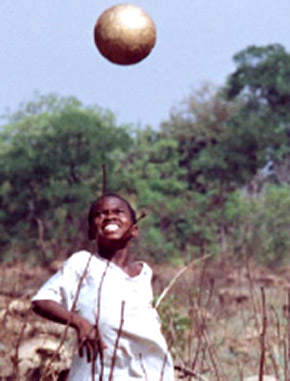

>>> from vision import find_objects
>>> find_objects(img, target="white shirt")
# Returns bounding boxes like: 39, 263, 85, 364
32, 250, 175, 381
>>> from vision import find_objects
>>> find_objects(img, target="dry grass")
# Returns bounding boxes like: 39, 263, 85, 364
0, 258, 289, 380
154, 259, 290, 380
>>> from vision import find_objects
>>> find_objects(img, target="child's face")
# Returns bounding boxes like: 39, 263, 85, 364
93, 196, 137, 243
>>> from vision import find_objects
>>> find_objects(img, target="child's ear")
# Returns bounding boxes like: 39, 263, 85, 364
131, 224, 139, 238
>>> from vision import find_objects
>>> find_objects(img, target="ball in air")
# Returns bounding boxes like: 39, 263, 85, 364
94, 4, 157, 65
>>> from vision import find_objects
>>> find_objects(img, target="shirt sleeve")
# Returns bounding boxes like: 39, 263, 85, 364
32, 250, 92, 311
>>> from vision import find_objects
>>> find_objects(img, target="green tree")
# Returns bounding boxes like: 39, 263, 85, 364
224, 44, 290, 114
224, 44, 290, 163
225, 185, 290, 265
114, 86, 239, 261
0, 94, 132, 262
160, 85, 246, 255
114, 127, 189, 263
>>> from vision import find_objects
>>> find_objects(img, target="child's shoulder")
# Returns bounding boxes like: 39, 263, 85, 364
66, 250, 110, 275
64, 250, 93, 272
68, 250, 91, 262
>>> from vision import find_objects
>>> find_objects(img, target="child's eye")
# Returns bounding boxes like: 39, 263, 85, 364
115, 208, 124, 214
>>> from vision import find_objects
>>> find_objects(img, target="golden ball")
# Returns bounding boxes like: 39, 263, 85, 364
94, 4, 157, 65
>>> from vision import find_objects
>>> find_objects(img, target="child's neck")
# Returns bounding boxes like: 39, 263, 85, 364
98, 245, 142, 277
98, 244, 130, 265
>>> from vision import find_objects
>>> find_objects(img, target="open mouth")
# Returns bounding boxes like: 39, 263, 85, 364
103, 223, 119, 233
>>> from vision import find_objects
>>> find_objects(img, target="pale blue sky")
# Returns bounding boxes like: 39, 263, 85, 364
1, 0, 290, 128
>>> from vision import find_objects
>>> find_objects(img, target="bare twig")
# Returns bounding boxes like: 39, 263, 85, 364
269, 304, 283, 380
108, 301, 125, 381
268, 346, 281, 381
10, 318, 29, 381
155, 254, 212, 309
259, 287, 267, 381
197, 257, 207, 308
191, 334, 203, 371
245, 256, 260, 331
191, 265, 215, 373
95, 261, 110, 381
285, 290, 290, 381
36, 217, 48, 261
202, 329, 222, 381
174, 365, 209, 380
270, 304, 281, 340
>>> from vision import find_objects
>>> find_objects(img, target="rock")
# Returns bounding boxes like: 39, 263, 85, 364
8, 299, 32, 316
16, 335, 71, 380
6, 317, 33, 336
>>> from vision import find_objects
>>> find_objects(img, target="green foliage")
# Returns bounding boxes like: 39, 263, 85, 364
3, 42, 290, 267
225, 185, 290, 265
161, 84, 239, 192
0, 94, 132, 262
224, 44, 290, 163
225, 44, 290, 112
118, 76, 290, 264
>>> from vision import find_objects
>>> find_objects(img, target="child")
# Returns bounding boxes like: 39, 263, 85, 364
32, 193, 175, 380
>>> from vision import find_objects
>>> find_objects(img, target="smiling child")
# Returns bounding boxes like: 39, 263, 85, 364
32, 193, 175, 380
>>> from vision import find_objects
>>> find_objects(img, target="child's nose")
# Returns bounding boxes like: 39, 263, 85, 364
105, 210, 115, 219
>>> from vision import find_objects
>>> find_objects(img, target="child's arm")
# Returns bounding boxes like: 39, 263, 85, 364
32, 299, 106, 362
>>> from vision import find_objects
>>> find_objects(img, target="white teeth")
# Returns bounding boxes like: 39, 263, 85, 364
104, 224, 119, 232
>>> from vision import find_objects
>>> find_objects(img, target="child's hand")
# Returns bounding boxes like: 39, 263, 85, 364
76, 318, 107, 362
31, 300, 107, 363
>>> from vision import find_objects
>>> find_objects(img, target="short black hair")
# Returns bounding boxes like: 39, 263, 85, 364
88, 193, 137, 240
